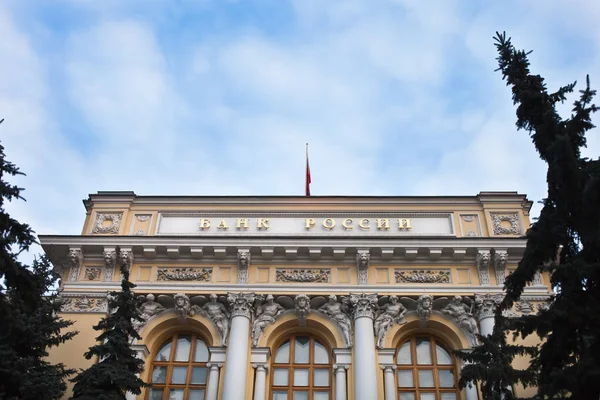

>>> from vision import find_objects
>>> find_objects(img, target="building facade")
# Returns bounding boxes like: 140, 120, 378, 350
40, 191, 551, 400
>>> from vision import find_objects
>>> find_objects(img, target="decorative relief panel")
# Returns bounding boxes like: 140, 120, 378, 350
83, 267, 102, 281
490, 213, 521, 235
92, 212, 123, 234
275, 268, 331, 283
157, 267, 213, 282
394, 269, 451, 284
459, 214, 481, 237
60, 295, 108, 313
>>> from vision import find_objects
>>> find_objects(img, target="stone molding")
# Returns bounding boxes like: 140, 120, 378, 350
275, 268, 330, 283
157, 267, 212, 282
394, 269, 451, 284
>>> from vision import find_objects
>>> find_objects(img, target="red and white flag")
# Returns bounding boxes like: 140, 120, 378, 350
305, 143, 311, 196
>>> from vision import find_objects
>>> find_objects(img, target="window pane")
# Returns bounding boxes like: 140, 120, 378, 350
439, 370, 455, 387
156, 341, 172, 361
314, 341, 329, 364
415, 338, 432, 364
272, 391, 288, 400
294, 337, 309, 363
151, 366, 167, 383
294, 369, 309, 386
314, 392, 329, 400
420, 394, 435, 400
441, 394, 457, 400
195, 339, 209, 362
191, 367, 207, 384
274, 340, 290, 364
189, 389, 205, 400
171, 366, 188, 384
148, 389, 164, 400
399, 393, 415, 400
174, 336, 192, 361
418, 370, 434, 387
398, 370, 413, 387
273, 369, 288, 386
293, 392, 308, 400
436, 344, 452, 365
314, 369, 329, 386
168, 389, 184, 400
397, 342, 412, 365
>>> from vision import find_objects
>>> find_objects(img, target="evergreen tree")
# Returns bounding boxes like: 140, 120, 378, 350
71, 257, 149, 400
0, 125, 77, 400
458, 32, 600, 399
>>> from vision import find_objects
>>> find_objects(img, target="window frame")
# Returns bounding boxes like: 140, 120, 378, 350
270, 333, 332, 400
146, 332, 210, 400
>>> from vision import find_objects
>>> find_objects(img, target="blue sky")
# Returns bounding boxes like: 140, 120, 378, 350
1, 0, 599, 246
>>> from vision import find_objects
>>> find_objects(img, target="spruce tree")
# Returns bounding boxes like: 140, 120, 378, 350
71, 257, 149, 400
458, 32, 600, 399
0, 126, 77, 400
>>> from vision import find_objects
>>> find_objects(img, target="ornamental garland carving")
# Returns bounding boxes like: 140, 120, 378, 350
157, 267, 213, 282
92, 212, 123, 234
136, 215, 151, 222
275, 269, 330, 283
394, 269, 451, 284
491, 213, 521, 235
461, 215, 476, 222
60, 295, 108, 313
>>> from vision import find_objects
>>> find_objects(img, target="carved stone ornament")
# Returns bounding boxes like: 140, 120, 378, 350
532, 271, 543, 285
537, 302, 550, 312
294, 294, 311, 321
157, 267, 213, 282
103, 249, 116, 281
516, 300, 534, 315
374, 296, 407, 349
136, 215, 151, 222
493, 251, 508, 285
476, 251, 491, 285
349, 293, 378, 320
474, 293, 503, 320
119, 249, 133, 273
417, 294, 433, 321
395, 269, 451, 284
356, 251, 370, 285
318, 295, 352, 347
84, 267, 102, 281
201, 294, 230, 345
252, 295, 285, 347
461, 215, 476, 222
237, 251, 250, 284
228, 292, 256, 319
441, 296, 477, 334
275, 269, 330, 283
174, 293, 192, 318
60, 295, 108, 313
465, 231, 478, 237
68, 249, 82, 281
491, 213, 521, 235
133, 230, 145, 236
133, 294, 166, 332
92, 212, 123, 234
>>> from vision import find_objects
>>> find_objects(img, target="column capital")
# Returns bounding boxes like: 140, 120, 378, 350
474, 293, 503, 320
252, 363, 269, 371
227, 292, 256, 319
349, 293, 378, 320
380, 364, 396, 372
206, 362, 223, 369
333, 364, 350, 371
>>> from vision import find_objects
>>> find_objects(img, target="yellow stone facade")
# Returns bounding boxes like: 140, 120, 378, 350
40, 191, 551, 400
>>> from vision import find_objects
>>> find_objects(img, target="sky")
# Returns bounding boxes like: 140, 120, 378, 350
1, 0, 599, 251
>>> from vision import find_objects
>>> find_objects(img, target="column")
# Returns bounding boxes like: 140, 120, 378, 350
333, 364, 349, 400
126, 344, 149, 400
462, 361, 479, 400
222, 292, 256, 400
381, 365, 396, 400
474, 293, 503, 337
252, 364, 268, 400
206, 363, 222, 400
349, 294, 379, 400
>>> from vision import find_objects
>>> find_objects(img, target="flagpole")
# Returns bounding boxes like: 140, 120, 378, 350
305, 143, 311, 196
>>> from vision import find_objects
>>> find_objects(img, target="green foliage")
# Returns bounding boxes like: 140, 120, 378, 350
71, 262, 149, 400
0, 131, 77, 400
458, 32, 600, 399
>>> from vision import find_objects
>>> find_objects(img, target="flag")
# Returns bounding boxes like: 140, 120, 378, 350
305, 143, 311, 196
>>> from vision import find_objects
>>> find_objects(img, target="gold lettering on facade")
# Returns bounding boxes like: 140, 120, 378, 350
377, 218, 390, 230
305, 218, 316, 230
200, 219, 211, 230
359, 218, 370, 230
398, 218, 412, 230
342, 218, 353, 230
236, 218, 249, 230
322, 218, 336, 230
217, 219, 229, 230
257, 218, 270, 229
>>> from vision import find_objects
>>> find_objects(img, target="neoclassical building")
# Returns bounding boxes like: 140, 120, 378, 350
41, 191, 551, 400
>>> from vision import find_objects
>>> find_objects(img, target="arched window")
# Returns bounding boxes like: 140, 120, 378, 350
147, 333, 210, 400
396, 335, 460, 400
270, 334, 331, 400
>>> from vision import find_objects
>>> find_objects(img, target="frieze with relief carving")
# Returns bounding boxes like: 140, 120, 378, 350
491, 213, 521, 235
275, 269, 330, 283
60, 295, 108, 313
92, 212, 123, 234
157, 267, 213, 282
395, 269, 451, 284
84, 267, 102, 281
